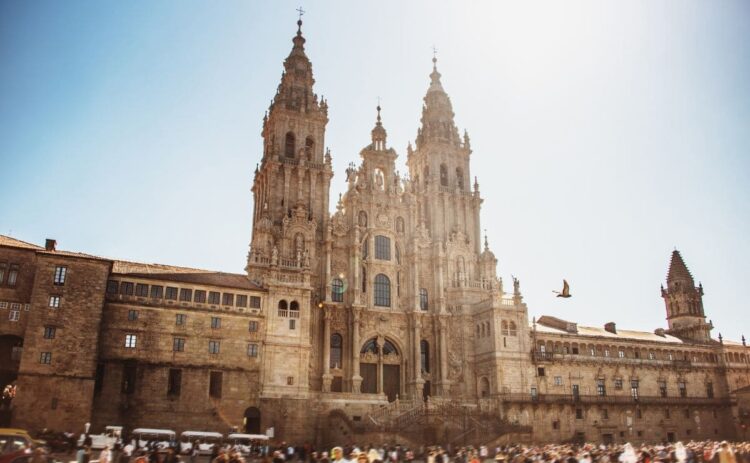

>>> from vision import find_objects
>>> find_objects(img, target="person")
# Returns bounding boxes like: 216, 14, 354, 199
619, 444, 637, 463
190, 440, 201, 463
718, 442, 737, 463
100, 445, 112, 463
111, 443, 124, 463
331, 447, 346, 463
30, 447, 47, 463
675, 443, 688, 463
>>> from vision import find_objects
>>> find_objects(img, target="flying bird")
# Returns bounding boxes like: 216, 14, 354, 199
553, 279, 572, 298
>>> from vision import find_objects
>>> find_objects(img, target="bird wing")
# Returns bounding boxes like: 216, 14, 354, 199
562, 279, 570, 296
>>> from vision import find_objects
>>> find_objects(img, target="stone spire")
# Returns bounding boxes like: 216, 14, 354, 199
416, 55, 461, 148
270, 17, 319, 113
667, 249, 694, 284
371, 104, 387, 150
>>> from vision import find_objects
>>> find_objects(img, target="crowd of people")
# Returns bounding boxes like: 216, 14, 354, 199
67, 441, 750, 463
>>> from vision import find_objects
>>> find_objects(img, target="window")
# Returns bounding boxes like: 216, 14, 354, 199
105, 280, 119, 294
125, 334, 137, 348
0, 301, 6, 309
43, 326, 56, 339
179, 288, 192, 302
501, 321, 509, 336
552, 420, 560, 430
636, 408, 642, 419
678, 381, 687, 397
659, 380, 668, 397
284, 132, 295, 158
176, 313, 186, 325
208, 291, 220, 305
530, 387, 538, 400
127, 310, 138, 321
236, 294, 248, 307
420, 288, 428, 311
509, 321, 517, 336
194, 290, 206, 303
40, 352, 52, 364
648, 351, 655, 360
208, 340, 220, 354
440, 164, 448, 186
278, 299, 288, 315
7, 264, 19, 286
49, 296, 61, 308
374, 274, 391, 307
289, 319, 296, 330
554, 376, 562, 386
209, 371, 222, 398
249, 321, 259, 332
53, 266, 67, 285
134, 283, 147, 297
604, 349, 610, 357
0, 263, 5, 284
165, 287, 178, 300
602, 408, 609, 419
222, 293, 234, 306
706, 382, 714, 398
211, 317, 221, 329
168, 369, 181, 396
120, 282, 134, 295
537, 367, 546, 377
575, 408, 583, 419
631, 380, 640, 400
9, 310, 20, 321
618, 350, 625, 358
173, 337, 185, 352
290, 301, 299, 314
420, 340, 430, 373
249, 296, 261, 308
362, 266, 367, 293
614, 378, 623, 390
287, 376, 295, 385
122, 361, 137, 394
150, 285, 163, 299
375, 235, 391, 260
572, 384, 580, 399
248, 343, 259, 357
597, 379, 606, 396
331, 278, 344, 302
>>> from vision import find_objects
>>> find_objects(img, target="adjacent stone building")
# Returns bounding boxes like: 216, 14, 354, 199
0, 19, 748, 446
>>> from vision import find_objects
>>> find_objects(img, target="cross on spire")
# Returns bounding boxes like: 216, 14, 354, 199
296, 6, 306, 20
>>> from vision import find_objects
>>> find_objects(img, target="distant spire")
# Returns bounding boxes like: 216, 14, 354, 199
416, 50, 459, 147
667, 249, 694, 283
371, 103, 387, 149
484, 229, 489, 251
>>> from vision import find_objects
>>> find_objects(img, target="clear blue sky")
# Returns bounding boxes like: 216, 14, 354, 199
1, 1, 748, 340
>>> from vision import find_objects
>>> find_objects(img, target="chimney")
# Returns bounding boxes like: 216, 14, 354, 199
45, 239, 57, 251
604, 322, 617, 334
654, 328, 666, 337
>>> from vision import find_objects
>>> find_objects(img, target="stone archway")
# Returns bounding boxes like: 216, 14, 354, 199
243, 407, 261, 434
360, 336, 401, 401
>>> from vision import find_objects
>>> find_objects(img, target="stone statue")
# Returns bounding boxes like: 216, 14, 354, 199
271, 246, 279, 266
303, 249, 310, 267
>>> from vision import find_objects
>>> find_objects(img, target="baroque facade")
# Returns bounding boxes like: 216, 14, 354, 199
1, 19, 749, 446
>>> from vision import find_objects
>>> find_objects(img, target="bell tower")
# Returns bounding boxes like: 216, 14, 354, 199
247, 17, 333, 288
661, 249, 712, 343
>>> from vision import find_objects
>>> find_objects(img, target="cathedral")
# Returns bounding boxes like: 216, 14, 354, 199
0, 19, 748, 446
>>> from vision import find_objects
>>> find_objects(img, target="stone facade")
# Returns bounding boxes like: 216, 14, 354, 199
0, 19, 748, 447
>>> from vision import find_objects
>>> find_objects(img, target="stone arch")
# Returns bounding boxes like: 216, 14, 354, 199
479, 376, 491, 398
358, 334, 404, 401
284, 132, 296, 158
243, 406, 261, 434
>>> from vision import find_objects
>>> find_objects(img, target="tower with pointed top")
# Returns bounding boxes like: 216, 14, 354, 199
661, 250, 712, 343
247, 17, 333, 284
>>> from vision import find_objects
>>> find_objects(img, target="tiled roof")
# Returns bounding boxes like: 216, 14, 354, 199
0, 235, 44, 250
112, 260, 264, 291
533, 318, 685, 344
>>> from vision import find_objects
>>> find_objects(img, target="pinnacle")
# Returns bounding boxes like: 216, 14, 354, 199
667, 249, 694, 283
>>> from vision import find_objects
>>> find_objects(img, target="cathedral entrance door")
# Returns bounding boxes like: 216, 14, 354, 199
360, 363, 377, 394
383, 365, 400, 402
243, 407, 261, 434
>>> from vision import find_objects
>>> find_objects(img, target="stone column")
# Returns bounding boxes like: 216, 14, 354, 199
321, 306, 332, 392
438, 316, 449, 395
351, 307, 362, 393
376, 336, 384, 394
413, 314, 424, 400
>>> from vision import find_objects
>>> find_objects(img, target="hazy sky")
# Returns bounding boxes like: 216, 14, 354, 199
1, 1, 748, 341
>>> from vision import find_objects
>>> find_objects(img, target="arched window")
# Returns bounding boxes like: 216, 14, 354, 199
305, 137, 314, 161
374, 274, 391, 307
375, 235, 391, 260
440, 164, 448, 186
278, 300, 288, 316
362, 266, 367, 293
420, 340, 430, 373
456, 167, 464, 190
420, 288, 428, 311
285, 132, 296, 158
330, 334, 343, 369
501, 320, 509, 336
331, 278, 344, 302
290, 301, 300, 312
382, 340, 398, 355
509, 321, 517, 336
361, 338, 378, 354
358, 210, 368, 227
